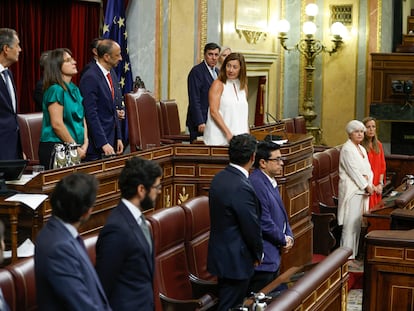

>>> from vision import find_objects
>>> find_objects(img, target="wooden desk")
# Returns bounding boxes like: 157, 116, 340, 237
0, 199, 22, 263
7, 132, 314, 269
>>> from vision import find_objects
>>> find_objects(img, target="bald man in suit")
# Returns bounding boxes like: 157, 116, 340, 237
0, 28, 22, 160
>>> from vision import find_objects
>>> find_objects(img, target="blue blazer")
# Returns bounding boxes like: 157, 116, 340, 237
249, 169, 293, 272
207, 165, 263, 280
0, 70, 21, 160
79, 63, 122, 161
186, 61, 217, 140
96, 202, 155, 311
34, 216, 111, 311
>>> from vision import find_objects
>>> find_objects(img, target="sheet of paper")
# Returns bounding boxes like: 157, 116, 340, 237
5, 174, 34, 186
3, 238, 34, 259
273, 139, 288, 145
5, 193, 48, 210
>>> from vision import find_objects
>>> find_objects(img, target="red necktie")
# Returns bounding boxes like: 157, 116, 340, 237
107, 73, 114, 99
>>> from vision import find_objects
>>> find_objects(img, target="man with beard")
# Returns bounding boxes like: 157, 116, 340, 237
96, 156, 162, 311
35, 173, 111, 311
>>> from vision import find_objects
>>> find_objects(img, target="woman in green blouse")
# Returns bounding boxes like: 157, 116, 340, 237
38, 48, 88, 169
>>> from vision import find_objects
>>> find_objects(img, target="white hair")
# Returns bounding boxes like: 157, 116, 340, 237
345, 120, 366, 135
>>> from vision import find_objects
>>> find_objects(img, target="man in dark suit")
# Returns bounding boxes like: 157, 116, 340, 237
34, 173, 112, 311
96, 157, 162, 311
207, 134, 263, 311
248, 141, 294, 293
0, 28, 22, 160
80, 39, 124, 161
186, 42, 220, 143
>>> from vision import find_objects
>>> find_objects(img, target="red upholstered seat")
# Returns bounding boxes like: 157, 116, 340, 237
159, 99, 190, 142
326, 147, 340, 197
282, 118, 295, 133
0, 268, 16, 311
6, 257, 36, 311
17, 112, 43, 166
293, 116, 307, 134
148, 205, 217, 311
181, 196, 216, 282
313, 152, 336, 207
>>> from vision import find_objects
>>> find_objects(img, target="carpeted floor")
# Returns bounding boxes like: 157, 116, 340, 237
347, 260, 363, 310
347, 289, 362, 310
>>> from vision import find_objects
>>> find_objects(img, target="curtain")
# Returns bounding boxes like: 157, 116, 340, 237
0, 0, 101, 113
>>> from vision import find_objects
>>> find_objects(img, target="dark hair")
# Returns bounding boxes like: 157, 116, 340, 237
90, 37, 103, 50
0, 28, 18, 52
97, 39, 116, 58
0, 220, 4, 241
43, 48, 72, 91
119, 157, 163, 200
204, 42, 221, 54
228, 134, 257, 166
51, 173, 98, 223
361, 116, 380, 154
39, 51, 50, 69
253, 141, 281, 168
218, 52, 247, 90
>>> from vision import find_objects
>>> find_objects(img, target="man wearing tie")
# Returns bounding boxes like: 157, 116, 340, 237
248, 141, 294, 293
0, 28, 22, 160
186, 42, 220, 143
80, 39, 124, 161
35, 173, 112, 311
96, 157, 162, 311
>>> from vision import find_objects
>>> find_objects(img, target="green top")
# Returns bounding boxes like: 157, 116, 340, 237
40, 82, 85, 144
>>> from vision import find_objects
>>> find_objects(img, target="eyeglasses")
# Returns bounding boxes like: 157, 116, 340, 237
151, 184, 162, 191
267, 157, 284, 162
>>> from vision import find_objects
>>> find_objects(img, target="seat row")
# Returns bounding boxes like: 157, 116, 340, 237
0, 195, 217, 311
16, 94, 190, 168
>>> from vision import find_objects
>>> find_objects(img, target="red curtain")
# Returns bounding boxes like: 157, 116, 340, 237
0, 0, 101, 113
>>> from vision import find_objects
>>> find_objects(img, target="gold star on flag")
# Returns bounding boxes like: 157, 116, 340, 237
124, 30, 128, 40
118, 17, 125, 28
119, 77, 125, 89
124, 62, 130, 73
103, 24, 110, 34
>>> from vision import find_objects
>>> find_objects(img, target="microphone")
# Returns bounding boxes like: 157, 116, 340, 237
266, 112, 283, 125
264, 113, 288, 142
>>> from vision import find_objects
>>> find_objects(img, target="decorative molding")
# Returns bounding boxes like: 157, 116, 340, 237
236, 29, 267, 44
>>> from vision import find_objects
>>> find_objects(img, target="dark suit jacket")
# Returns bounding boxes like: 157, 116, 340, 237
34, 216, 111, 311
186, 61, 217, 141
95, 201, 155, 311
0, 69, 21, 160
249, 169, 293, 272
79, 62, 122, 161
207, 165, 263, 280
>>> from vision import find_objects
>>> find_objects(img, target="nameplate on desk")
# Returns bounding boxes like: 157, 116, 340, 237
5, 193, 48, 210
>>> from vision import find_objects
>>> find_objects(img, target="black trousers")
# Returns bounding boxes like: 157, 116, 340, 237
248, 270, 279, 294
217, 277, 250, 311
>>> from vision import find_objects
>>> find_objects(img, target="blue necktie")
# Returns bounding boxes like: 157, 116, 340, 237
211, 67, 217, 79
139, 215, 152, 252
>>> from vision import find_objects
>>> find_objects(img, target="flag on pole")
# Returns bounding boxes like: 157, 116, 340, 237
102, 0, 133, 142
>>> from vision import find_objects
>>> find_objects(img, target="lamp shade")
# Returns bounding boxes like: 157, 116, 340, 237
303, 21, 317, 35
331, 22, 346, 37
277, 19, 291, 33
305, 3, 318, 17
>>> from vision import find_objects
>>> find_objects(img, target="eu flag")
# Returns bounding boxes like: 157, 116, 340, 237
103, 0, 133, 142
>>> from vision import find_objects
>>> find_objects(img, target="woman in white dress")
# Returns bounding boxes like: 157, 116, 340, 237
203, 52, 249, 146
338, 120, 374, 265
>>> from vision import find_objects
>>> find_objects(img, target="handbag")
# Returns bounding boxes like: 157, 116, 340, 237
51, 142, 81, 169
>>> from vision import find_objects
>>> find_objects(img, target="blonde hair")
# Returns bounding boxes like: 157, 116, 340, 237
361, 117, 380, 154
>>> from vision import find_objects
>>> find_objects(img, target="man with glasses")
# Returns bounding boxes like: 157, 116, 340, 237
96, 156, 162, 311
248, 140, 294, 293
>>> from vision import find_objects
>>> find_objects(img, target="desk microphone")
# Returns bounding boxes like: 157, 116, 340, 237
264, 113, 288, 142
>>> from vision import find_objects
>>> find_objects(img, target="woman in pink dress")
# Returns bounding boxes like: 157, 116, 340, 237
361, 117, 386, 209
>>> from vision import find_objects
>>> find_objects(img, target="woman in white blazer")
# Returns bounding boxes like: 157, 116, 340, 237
338, 120, 374, 265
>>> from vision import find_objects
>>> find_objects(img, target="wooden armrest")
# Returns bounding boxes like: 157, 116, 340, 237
189, 273, 218, 298
163, 134, 191, 142
159, 292, 218, 311
395, 186, 414, 208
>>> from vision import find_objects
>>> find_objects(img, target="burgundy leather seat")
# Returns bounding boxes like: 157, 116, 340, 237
147, 205, 217, 311
17, 112, 43, 166
0, 268, 16, 311
180, 196, 216, 282
282, 118, 295, 133
293, 116, 307, 134
159, 99, 190, 142
6, 257, 36, 311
